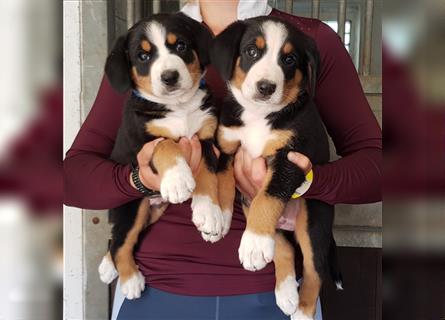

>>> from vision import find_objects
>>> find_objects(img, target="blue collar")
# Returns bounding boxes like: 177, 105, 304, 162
199, 77, 206, 89
132, 89, 147, 100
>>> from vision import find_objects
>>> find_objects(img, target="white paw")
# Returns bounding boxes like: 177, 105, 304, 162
221, 209, 233, 237
120, 271, 145, 300
275, 275, 299, 315
98, 255, 118, 284
192, 195, 224, 243
238, 230, 275, 271
291, 309, 314, 320
160, 157, 195, 204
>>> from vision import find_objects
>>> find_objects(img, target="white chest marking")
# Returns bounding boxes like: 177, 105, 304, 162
149, 89, 210, 139
222, 109, 276, 159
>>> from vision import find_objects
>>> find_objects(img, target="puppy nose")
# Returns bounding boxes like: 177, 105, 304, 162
161, 70, 179, 86
257, 80, 276, 96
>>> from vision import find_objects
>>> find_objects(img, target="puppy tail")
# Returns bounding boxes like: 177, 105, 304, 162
329, 237, 344, 290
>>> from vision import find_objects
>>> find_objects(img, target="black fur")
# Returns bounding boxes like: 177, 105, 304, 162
104, 14, 216, 269
211, 16, 342, 291
105, 35, 132, 92
105, 12, 212, 93
209, 21, 247, 81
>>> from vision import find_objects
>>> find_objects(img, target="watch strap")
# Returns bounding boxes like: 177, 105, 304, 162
131, 165, 160, 197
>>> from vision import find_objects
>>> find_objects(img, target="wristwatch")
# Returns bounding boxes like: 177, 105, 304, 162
131, 164, 160, 197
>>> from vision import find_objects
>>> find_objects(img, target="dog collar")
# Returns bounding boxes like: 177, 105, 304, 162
132, 89, 147, 100
199, 78, 206, 89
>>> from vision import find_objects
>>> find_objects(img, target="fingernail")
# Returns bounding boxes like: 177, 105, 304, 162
287, 152, 297, 162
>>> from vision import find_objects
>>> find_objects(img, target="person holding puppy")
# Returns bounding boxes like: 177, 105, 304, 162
64, 1, 381, 319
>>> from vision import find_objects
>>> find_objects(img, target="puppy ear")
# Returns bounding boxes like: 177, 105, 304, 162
105, 35, 132, 93
305, 40, 320, 99
210, 21, 246, 81
175, 13, 213, 68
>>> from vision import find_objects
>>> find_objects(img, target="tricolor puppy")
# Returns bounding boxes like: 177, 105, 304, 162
98, 13, 232, 300
210, 17, 342, 319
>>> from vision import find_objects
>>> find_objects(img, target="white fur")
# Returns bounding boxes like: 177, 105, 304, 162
191, 195, 224, 242
98, 254, 118, 284
233, 21, 288, 108
221, 209, 233, 237
160, 157, 195, 203
336, 281, 344, 290
238, 230, 275, 271
291, 309, 314, 320
220, 107, 277, 158
120, 271, 146, 300
224, 23, 292, 159
275, 275, 299, 315
148, 89, 211, 139
140, 21, 197, 103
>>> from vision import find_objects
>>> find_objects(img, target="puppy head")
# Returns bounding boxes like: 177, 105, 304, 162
105, 13, 211, 102
210, 17, 319, 110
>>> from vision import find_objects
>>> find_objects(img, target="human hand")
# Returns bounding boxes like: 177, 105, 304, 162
130, 136, 202, 191
233, 149, 312, 201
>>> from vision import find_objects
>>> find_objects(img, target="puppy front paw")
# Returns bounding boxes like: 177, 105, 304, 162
275, 275, 299, 315
191, 195, 224, 243
160, 158, 195, 204
238, 230, 275, 271
120, 271, 145, 300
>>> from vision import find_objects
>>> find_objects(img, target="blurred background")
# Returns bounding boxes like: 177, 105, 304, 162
0, 0, 62, 319
0, 0, 443, 319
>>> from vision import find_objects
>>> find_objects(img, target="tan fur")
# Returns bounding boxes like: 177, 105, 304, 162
245, 169, 286, 235
193, 161, 219, 205
187, 51, 202, 86
197, 116, 217, 140
148, 203, 169, 224
115, 198, 150, 282
151, 140, 184, 176
141, 40, 151, 51
262, 130, 294, 157
217, 157, 236, 213
145, 123, 178, 140
274, 232, 296, 287
256, 36, 266, 49
282, 42, 293, 54
294, 199, 321, 317
131, 66, 153, 95
281, 69, 303, 106
167, 33, 177, 45
231, 57, 246, 89
217, 127, 241, 154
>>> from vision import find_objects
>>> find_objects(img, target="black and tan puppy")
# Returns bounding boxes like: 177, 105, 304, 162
98, 13, 232, 300
211, 17, 342, 319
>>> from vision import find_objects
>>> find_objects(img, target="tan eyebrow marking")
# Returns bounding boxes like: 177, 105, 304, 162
141, 40, 151, 51
167, 33, 177, 45
283, 42, 293, 54
256, 36, 266, 49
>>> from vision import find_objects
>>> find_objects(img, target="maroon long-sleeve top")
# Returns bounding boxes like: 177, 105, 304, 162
64, 10, 382, 296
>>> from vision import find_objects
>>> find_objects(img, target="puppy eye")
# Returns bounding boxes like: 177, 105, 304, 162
246, 45, 259, 58
282, 54, 297, 66
138, 52, 150, 62
175, 40, 187, 52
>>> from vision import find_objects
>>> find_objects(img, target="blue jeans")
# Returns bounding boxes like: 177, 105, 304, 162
112, 280, 323, 320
